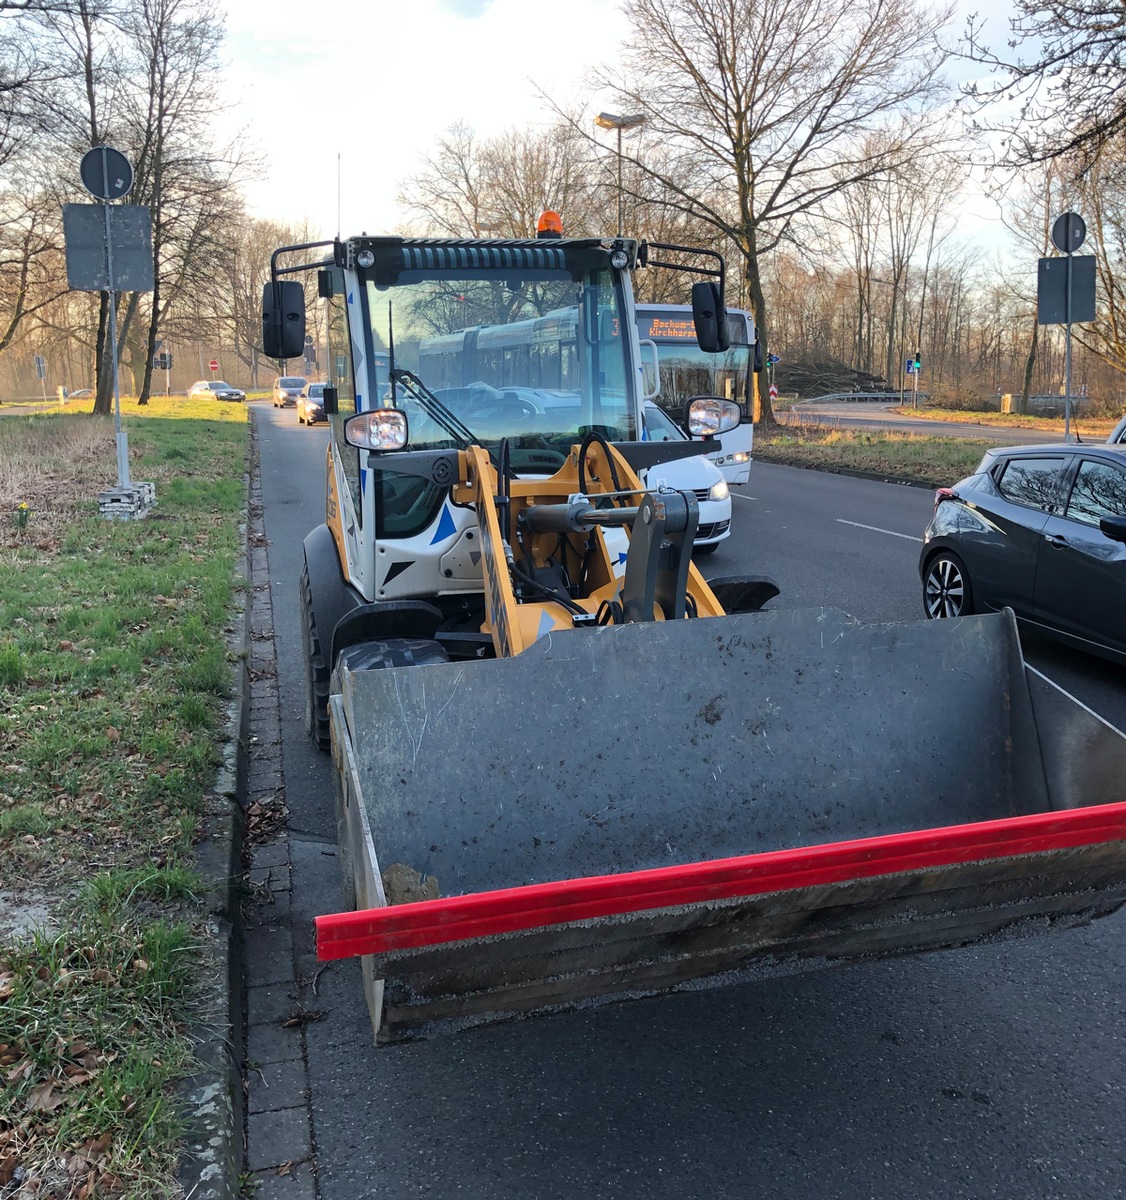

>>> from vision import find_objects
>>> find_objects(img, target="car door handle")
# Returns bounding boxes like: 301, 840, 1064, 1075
1044, 534, 1070, 548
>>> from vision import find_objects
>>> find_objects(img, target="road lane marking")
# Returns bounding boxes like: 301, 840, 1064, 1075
731, 492, 756, 501
1026, 665, 1126, 736
836, 519, 923, 542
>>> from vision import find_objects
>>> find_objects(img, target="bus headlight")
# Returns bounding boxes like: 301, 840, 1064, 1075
708, 479, 729, 502
345, 408, 409, 450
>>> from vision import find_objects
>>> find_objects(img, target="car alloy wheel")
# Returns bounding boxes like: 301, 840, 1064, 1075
924, 551, 973, 619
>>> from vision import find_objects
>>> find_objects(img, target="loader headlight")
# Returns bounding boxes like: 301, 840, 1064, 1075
344, 408, 409, 451
708, 479, 729, 502
355, 248, 376, 269
687, 396, 741, 437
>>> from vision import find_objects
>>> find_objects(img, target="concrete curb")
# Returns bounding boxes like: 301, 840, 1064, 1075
176, 429, 254, 1200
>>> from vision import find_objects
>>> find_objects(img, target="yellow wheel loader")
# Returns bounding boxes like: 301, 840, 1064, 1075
262, 226, 1126, 1045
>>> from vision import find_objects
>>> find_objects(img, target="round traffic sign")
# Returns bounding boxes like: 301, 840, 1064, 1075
79, 146, 134, 201
1051, 212, 1086, 254
209, 359, 219, 371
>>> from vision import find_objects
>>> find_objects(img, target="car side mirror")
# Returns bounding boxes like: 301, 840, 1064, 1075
262, 280, 306, 360
1099, 513, 1126, 543
691, 281, 730, 353
322, 384, 338, 416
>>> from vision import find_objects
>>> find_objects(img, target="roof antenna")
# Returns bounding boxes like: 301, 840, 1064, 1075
336, 152, 342, 241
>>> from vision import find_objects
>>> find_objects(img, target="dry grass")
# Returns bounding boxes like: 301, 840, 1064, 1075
756, 418, 991, 486
0, 416, 117, 515
891, 406, 1121, 437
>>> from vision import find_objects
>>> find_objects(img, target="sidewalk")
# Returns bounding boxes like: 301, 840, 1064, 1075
238, 438, 321, 1198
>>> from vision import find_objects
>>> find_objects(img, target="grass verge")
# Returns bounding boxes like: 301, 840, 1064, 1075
887, 406, 1121, 438
0, 396, 247, 1197
754, 421, 992, 487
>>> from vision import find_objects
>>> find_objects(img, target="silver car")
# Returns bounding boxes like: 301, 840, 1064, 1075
188, 380, 245, 402
272, 375, 307, 407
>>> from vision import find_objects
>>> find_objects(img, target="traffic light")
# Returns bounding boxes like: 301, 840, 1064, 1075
165, 352, 173, 369
913, 351, 922, 371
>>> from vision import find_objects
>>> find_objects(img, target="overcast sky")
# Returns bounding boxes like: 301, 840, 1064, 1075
220, 0, 1015, 248
222, 0, 629, 238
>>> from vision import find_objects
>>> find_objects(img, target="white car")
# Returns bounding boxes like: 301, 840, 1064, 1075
640, 401, 731, 554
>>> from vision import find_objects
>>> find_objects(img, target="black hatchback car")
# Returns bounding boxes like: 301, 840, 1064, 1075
920, 443, 1126, 665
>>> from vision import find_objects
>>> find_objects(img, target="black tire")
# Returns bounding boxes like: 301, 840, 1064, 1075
923, 549, 975, 619
300, 562, 332, 751
334, 638, 450, 676
693, 542, 719, 556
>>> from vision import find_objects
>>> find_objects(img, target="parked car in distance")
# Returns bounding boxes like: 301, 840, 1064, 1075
272, 375, 307, 407
69, 388, 94, 399
920, 442, 1126, 665
188, 380, 246, 402
640, 400, 731, 554
1108, 413, 1126, 444
296, 381, 328, 425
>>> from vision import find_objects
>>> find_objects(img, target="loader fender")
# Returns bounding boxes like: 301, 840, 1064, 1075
331, 602, 445, 666
302, 524, 446, 668
706, 575, 781, 614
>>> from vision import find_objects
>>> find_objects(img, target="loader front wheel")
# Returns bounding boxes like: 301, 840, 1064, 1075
923, 550, 975, 620
334, 638, 451, 675
300, 563, 332, 752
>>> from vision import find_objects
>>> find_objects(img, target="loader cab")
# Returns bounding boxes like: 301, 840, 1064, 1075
264, 232, 736, 604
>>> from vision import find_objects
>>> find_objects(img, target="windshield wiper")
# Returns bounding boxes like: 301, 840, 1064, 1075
391, 368, 478, 450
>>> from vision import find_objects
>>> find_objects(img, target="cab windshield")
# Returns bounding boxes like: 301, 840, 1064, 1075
362, 252, 635, 456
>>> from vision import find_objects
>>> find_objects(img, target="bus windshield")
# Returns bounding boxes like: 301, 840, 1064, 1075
636, 308, 753, 417
361, 252, 635, 454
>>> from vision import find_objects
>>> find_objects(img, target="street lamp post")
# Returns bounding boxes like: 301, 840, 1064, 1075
594, 112, 646, 237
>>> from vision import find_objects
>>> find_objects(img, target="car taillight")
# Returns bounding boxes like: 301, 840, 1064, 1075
933, 487, 956, 515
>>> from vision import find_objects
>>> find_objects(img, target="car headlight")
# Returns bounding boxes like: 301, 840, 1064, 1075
708, 479, 729, 502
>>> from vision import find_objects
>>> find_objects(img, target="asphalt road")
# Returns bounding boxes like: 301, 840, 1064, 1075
255, 403, 1126, 1200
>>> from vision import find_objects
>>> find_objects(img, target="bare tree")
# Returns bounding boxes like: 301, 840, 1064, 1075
1073, 143, 1126, 378
399, 121, 601, 238
966, 1, 1126, 167
582, 0, 955, 422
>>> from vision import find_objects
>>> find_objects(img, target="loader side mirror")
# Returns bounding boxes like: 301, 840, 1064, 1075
262, 279, 306, 360
753, 340, 764, 373
691, 281, 730, 353
322, 383, 338, 416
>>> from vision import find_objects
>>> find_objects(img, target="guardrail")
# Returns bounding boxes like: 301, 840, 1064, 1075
797, 392, 925, 404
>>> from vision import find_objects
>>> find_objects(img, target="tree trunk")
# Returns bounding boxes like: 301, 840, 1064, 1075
93, 293, 111, 415
1018, 319, 1037, 415
745, 251, 776, 425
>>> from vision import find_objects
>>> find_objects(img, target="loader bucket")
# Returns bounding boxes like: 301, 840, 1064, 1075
317, 607, 1126, 1043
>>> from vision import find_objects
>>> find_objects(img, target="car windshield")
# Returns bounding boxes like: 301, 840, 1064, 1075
279, 377, 305, 387
360, 246, 634, 454
307, 385, 324, 397
210, 381, 233, 390
643, 404, 687, 442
